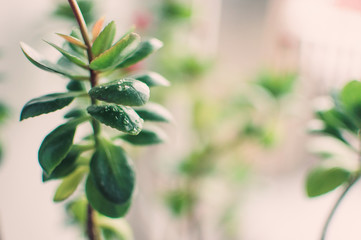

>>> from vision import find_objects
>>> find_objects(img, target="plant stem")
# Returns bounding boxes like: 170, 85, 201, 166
86, 203, 98, 240
68, 1, 100, 240
320, 175, 360, 240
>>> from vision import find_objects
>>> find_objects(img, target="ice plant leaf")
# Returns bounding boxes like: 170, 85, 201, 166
117, 38, 163, 68
132, 72, 170, 87
119, 127, 167, 145
306, 166, 351, 197
89, 78, 150, 106
134, 102, 173, 122
38, 118, 88, 175
86, 176, 131, 218
20, 92, 85, 121
87, 104, 143, 135
89, 32, 140, 71
56, 33, 87, 49
45, 41, 88, 68
90, 140, 135, 204
53, 166, 87, 202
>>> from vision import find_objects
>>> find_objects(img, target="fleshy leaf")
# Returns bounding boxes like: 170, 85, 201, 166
89, 32, 140, 71
92, 16, 105, 41
64, 108, 87, 119
132, 72, 170, 87
306, 166, 351, 197
43, 144, 91, 181
119, 127, 167, 145
38, 117, 88, 175
89, 78, 149, 106
45, 41, 88, 68
341, 80, 361, 121
98, 218, 133, 240
56, 33, 87, 49
20, 92, 85, 121
86, 176, 131, 218
92, 21, 116, 57
117, 38, 163, 68
90, 140, 135, 204
20, 42, 88, 80
87, 104, 143, 135
134, 102, 173, 122
53, 166, 87, 202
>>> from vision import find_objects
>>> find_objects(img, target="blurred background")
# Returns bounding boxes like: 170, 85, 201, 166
2, 0, 361, 239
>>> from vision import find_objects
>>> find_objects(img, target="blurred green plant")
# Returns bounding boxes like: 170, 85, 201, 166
306, 80, 361, 240
20, 0, 171, 239
164, 70, 297, 238
54, 0, 96, 23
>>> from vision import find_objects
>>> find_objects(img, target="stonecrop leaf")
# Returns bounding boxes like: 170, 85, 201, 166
45, 41, 88, 68
134, 102, 173, 122
20, 92, 85, 121
132, 72, 170, 87
39, 117, 88, 175
120, 127, 167, 146
306, 166, 351, 197
89, 78, 150, 106
53, 166, 87, 202
20, 42, 87, 80
89, 32, 140, 71
90, 140, 135, 204
91, 21, 116, 57
341, 80, 361, 121
117, 38, 163, 68
87, 104, 143, 135
86, 176, 131, 218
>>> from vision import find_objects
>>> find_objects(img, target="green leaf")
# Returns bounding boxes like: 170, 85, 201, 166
164, 189, 195, 216
117, 38, 163, 68
45, 41, 88, 68
90, 140, 135, 204
20, 92, 85, 121
256, 71, 296, 98
53, 166, 87, 202
132, 72, 170, 87
20, 42, 88, 80
86, 176, 131, 218
66, 197, 88, 224
64, 108, 87, 119
89, 33, 140, 71
341, 80, 361, 121
38, 117, 88, 175
98, 218, 133, 240
66, 80, 86, 92
92, 21, 116, 57
120, 127, 167, 146
0, 102, 9, 124
87, 104, 143, 135
134, 103, 173, 122
43, 145, 90, 181
89, 79, 150, 106
306, 166, 351, 197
